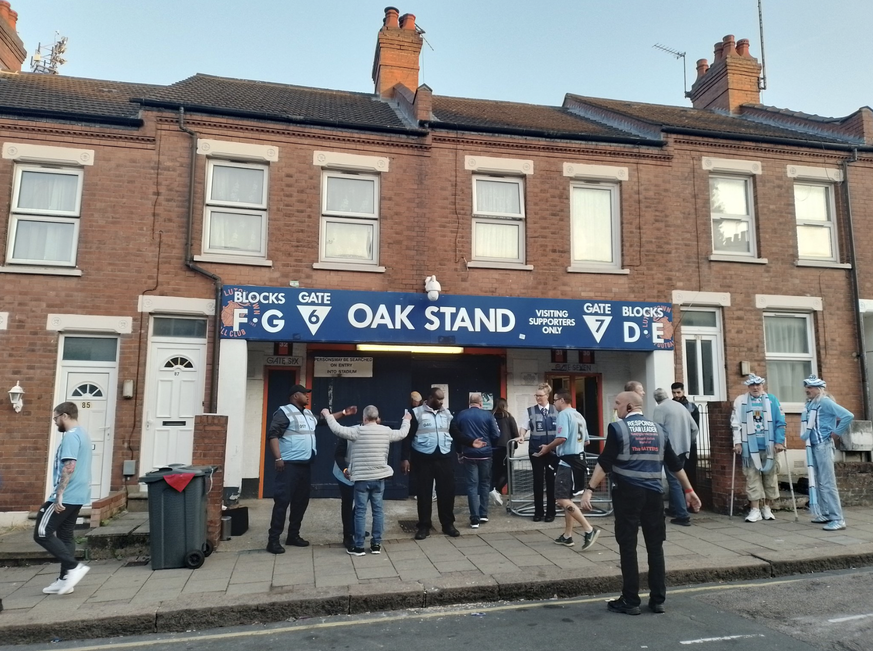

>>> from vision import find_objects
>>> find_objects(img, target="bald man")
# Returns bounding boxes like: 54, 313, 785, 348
582, 391, 700, 615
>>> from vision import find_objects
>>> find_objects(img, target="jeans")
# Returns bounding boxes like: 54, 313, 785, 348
464, 459, 492, 522
665, 453, 689, 520
612, 481, 666, 607
811, 440, 844, 522
354, 479, 385, 548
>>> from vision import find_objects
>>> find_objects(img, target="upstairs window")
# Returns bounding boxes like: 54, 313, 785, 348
320, 171, 380, 265
570, 183, 620, 270
7, 165, 84, 267
794, 183, 837, 261
709, 175, 756, 257
203, 160, 268, 258
472, 175, 525, 264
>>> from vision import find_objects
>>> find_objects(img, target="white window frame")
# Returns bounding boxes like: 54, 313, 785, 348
709, 173, 758, 259
794, 181, 838, 262
679, 307, 726, 402
6, 164, 85, 267
471, 174, 526, 265
763, 311, 817, 412
202, 159, 269, 259
318, 169, 381, 267
568, 181, 622, 272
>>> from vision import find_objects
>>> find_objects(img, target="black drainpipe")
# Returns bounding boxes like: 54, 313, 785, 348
843, 149, 869, 419
178, 107, 222, 413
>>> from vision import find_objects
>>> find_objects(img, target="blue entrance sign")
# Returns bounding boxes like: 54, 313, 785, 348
220, 286, 673, 351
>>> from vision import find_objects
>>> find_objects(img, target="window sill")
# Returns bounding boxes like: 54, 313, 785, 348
194, 254, 272, 267
466, 261, 534, 271
566, 266, 630, 275
795, 260, 852, 270
780, 402, 806, 414
709, 255, 769, 265
0, 265, 82, 276
312, 262, 386, 273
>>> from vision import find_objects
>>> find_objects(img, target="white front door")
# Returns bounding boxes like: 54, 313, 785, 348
141, 319, 207, 473
47, 336, 119, 503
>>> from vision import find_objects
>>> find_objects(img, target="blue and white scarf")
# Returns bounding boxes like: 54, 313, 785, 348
737, 394, 776, 472
800, 399, 820, 515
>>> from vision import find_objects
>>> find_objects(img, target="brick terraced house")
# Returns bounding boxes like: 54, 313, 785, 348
2, 5, 872, 518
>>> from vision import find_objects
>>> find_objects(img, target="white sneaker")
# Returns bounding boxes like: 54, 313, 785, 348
57, 564, 89, 595
745, 508, 762, 523
490, 489, 503, 505
761, 506, 775, 521
42, 578, 71, 594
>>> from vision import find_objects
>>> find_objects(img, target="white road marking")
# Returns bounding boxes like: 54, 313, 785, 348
680, 634, 765, 645
827, 613, 873, 623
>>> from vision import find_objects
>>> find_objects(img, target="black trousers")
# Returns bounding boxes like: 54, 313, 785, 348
338, 481, 354, 541
33, 501, 82, 578
529, 449, 559, 518
612, 481, 666, 607
685, 442, 698, 488
268, 462, 311, 542
491, 446, 508, 492
411, 450, 455, 529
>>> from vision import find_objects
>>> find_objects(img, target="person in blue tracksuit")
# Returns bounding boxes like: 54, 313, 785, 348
801, 375, 854, 531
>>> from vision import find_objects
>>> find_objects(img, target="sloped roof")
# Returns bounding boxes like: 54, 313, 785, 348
566, 94, 859, 145
137, 74, 412, 132
431, 95, 640, 141
0, 71, 159, 124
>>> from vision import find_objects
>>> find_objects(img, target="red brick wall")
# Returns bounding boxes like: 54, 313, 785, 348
707, 401, 745, 514
1, 108, 870, 512
192, 414, 227, 548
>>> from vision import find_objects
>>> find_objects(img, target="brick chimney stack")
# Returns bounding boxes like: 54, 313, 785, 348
0, 1, 25, 73
372, 6, 423, 98
689, 34, 761, 113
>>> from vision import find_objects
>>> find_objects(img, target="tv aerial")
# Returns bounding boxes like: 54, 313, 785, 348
30, 32, 69, 75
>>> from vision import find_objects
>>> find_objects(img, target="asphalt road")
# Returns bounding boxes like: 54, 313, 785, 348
4, 569, 872, 651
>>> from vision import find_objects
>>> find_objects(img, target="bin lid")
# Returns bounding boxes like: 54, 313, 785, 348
138, 465, 216, 483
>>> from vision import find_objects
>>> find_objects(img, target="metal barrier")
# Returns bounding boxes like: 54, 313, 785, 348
505, 438, 613, 518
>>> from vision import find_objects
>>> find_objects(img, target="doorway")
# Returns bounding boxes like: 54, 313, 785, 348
140, 317, 208, 473
547, 373, 603, 448
49, 335, 120, 503
260, 368, 297, 498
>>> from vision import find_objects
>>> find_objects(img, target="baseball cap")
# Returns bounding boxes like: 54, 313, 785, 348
289, 384, 312, 396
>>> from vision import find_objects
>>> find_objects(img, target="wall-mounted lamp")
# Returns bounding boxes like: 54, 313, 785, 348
425, 275, 441, 302
8, 381, 24, 413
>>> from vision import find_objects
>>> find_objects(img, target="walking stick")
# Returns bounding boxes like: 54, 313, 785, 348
783, 448, 799, 523
729, 449, 736, 519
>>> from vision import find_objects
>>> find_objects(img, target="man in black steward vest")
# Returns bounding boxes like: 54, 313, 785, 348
581, 390, 701, 615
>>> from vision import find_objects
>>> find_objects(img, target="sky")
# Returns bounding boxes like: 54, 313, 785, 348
13, 0, 873, 118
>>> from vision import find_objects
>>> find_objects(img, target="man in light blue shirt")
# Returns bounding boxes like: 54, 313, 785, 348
34, 402, 92, 596
533, 390, 599, 550
801, 375, 854, 531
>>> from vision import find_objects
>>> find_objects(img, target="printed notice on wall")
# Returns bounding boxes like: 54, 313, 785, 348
313, 357, 374, 377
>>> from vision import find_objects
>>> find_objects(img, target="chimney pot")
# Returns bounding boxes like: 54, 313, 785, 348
383, 6, 399, 28
722, 34, 736, 57
713, 42, 724, 62
696, 58, 710, 79
736, 38, 750, 57
399, 13, 416, 30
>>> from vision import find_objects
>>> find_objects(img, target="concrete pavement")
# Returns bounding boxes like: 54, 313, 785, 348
2, 498, 873, 645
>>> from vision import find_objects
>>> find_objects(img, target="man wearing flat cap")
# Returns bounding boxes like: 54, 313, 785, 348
730, 374, 785, 522
266, 384, 356, 554
801, 375, 853, 531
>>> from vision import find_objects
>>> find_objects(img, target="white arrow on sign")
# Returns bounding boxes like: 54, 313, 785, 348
297, 306, 332, 335
582, 315, 612, 343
